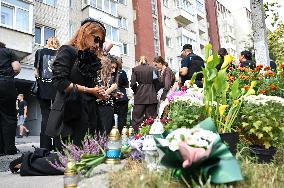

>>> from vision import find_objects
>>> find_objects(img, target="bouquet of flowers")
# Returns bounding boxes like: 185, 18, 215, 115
156, 118, 243, 184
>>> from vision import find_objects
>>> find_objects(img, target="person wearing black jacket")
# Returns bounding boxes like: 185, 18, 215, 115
239, 50, 256, 69
113, 57, 129, 132
179, 44, 204, 87
45, 18, 108, 147
0, 41, 21, 156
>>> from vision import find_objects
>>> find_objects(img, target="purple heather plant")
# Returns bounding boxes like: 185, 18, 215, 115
50, 133, 108, 170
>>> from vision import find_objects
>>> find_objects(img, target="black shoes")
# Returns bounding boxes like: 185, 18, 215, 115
26, 131, 30, 137
17, 135, 23, 138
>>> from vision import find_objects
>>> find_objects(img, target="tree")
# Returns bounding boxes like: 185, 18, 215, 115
267, 24, 284, 64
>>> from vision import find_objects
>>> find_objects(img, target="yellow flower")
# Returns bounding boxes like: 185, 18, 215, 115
244, 88, 256, 96
219, 105, 229, 116
250, 81, 257, 88
234, 99, 240, 105
206, 55, 213, 63
204, 43, 212, 49
221, 55, 234, 69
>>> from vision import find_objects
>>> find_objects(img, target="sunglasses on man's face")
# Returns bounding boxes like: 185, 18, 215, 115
93, 35, 103, 47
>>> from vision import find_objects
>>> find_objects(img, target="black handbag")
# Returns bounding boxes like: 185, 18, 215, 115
63, 84, 82, 124
30, 80, 38, 95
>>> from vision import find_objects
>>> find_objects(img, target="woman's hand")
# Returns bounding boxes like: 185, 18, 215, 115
87, 86, 108, 100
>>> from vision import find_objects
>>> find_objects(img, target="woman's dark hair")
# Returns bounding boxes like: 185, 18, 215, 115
154, 56, 168, 66
218, 48, 228, 57
0, 41, 6, 48
241, 50, 252, 60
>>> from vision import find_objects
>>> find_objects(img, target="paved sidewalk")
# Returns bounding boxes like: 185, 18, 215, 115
0, 136, 63, 188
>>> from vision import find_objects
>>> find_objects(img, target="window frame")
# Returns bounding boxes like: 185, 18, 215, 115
90, 0, 117, 16
118, 0, 126, 5
34, 25, 56, 46
118, 16, 128, 30
36, 0, 56, 7
120, 42, 128, 55
0, 0, 32, 33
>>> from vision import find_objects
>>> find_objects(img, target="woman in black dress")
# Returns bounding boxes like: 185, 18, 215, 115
45, 18, 108, 146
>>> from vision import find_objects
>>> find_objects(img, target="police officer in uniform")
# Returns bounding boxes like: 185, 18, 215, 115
179, 44, 204, 87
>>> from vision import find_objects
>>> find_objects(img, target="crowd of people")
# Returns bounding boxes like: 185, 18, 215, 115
1, 17, 263, 156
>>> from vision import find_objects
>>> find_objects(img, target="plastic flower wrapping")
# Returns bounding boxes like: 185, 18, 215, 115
155, 118, 243, 184
158, 128, 218, 152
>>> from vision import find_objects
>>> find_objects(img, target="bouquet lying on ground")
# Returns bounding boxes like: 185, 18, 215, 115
158, 128, 217, 168
156, 118, 243, 184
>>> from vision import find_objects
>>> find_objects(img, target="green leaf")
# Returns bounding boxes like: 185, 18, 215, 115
206, 52, 220, 69
263, 126, 272, 133
230, 79, 241, 99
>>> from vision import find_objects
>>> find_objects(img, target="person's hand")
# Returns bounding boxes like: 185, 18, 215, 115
88, 86, 108, 100
114, 91, 124, 99
24, 115, 27, 119
34, 69, 39, 78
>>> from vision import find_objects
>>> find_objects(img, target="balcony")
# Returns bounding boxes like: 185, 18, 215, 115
174, 7, 195, 26
196, 9, 206, 20
198, 21, 207, 34
0, 27, 33, 59
176, 27, 196, 40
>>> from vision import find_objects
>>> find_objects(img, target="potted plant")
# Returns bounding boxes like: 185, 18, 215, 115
199, 44, 257, 155
238, 95, 284, 163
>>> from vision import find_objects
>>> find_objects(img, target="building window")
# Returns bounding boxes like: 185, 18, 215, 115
105, 24, 119, 42
36, 0, 56, 7
118, 17, 127, 29
69, 23, 74, 38
90, 0, 117, 16
35, 25, 56, 46
196, 0, 203, 12
1, 4, 13, 26
183, 0, 193, 13
118, 0, 126, 5
163, 0, 169, 7
153, 17, 158, 39
167, 57, 173, 68
1, 0, 31, 32
164, 16, 171, 27
154, 38, 160, 56
120, 42, 128, 55
151, 0, 157, 15
166, 37, 172, 48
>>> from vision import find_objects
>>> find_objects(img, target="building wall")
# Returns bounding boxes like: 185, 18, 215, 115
216, 0, 237, 58
215, 0, 252, 57
117, 0, 136, 71
205, 0, 220, 51
160, 0, 209, 71
132, 0, 155, 62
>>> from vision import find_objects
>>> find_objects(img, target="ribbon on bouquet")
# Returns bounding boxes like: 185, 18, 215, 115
156, 118, 243, 184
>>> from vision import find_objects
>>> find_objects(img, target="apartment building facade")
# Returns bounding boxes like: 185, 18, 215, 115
161, 0, 209, 71
0, 0, 135, 135
133, 0, 209, 71
206, 0, 252, 57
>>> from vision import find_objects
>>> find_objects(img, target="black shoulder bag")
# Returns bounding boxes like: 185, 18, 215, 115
30, 49, 41, 95
63, 84, 82, 124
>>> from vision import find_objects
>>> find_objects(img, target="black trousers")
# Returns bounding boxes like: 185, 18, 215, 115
115, 101, 128, 132
98, 105, 114, 135
0, 78, 17, 154
131, 103, 157, 131
38, 99, 61, 151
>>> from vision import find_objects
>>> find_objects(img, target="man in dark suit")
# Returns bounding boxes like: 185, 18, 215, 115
130, 56, 158, 131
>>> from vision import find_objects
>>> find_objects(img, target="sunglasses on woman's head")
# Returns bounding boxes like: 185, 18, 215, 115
93, 35, 103, 48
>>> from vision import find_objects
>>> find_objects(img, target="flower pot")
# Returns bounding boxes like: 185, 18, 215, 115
220, 132, 239, 155
249, 145, 277, 163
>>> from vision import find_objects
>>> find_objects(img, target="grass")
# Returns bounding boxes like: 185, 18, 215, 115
109, 145, 284, 188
